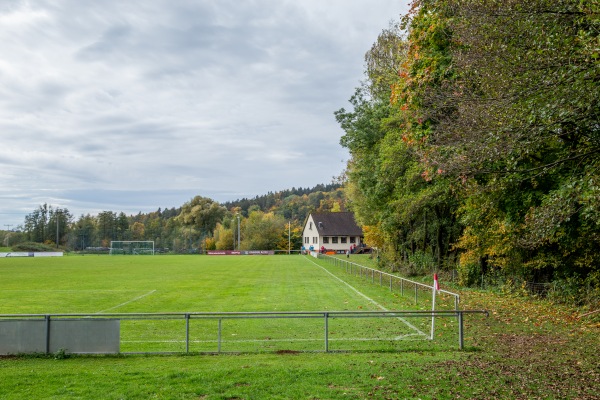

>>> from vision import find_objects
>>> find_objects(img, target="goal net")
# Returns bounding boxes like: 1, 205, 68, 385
110, 241, 155, 255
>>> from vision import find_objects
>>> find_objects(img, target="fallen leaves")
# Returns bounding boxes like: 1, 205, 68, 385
442, 289, 600, 399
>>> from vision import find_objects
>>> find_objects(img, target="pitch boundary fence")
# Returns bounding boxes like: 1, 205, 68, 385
317, 254, 460, 310
0, 310, 488, 356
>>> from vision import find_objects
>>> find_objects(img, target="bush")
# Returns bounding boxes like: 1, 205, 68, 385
11, 242, 57, 252
547, 272, 600, 307
457, 261, 481, 286
406, 250, 436, 276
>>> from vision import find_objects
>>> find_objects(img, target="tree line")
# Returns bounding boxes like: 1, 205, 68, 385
2, 184, 345, 253
337, 0, 599, 304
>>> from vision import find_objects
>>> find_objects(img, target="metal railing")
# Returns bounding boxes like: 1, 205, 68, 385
318, 254, 461, 310
0, 310, 487, 355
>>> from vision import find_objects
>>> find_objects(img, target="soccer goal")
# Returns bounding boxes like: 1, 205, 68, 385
110, 241, 155, 255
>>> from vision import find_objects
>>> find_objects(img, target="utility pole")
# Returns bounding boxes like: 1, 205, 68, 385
237, 215, 241, 251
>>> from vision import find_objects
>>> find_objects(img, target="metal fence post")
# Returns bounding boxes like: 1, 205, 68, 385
185, 313, 190, 353
218, 318, 222, 353
458, 311, 464, 350
324, 312, 329, 352
45, 315, 51, 355
415, 284, 418, 305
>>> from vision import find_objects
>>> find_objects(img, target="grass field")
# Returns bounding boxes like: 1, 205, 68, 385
1, 254, 597, 399
0, 254, 398, 314
1, 253, 415, 314
0, 254, 459, 354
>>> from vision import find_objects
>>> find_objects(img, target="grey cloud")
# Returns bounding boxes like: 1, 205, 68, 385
75, 24, 134, 61
0, 0, 407, 228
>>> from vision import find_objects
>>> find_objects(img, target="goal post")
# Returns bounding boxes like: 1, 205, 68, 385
110, 241, 155, 255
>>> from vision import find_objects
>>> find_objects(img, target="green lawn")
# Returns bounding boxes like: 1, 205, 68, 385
0, 254, 418, 313
0, 352, 461, 399
1, 254, 388, 313
0, 254, 460, 354
1, 254, 597, 399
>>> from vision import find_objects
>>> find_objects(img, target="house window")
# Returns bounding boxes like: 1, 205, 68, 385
309, 222, 313, 230
350, 237, 356, 243
332, 237, 338, 244
304, 237, 309, 244
323, 237, 329, 244
313, 237, 318, 244
341, 237, 347, 244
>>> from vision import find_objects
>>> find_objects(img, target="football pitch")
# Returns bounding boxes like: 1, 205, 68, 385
0, 254, 457, 353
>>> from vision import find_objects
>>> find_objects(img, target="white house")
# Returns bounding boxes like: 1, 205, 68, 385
302, 212, 364, 254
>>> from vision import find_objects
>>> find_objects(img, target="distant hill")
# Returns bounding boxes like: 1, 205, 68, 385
222, 183, 345, 221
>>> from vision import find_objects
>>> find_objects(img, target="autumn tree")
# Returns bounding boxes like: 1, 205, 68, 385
359, 0, 600, 302
214, 222, 234, 250
48, 207, 72, 247
241, 210, 286, 250
403, 0, 600, 287
130, 222, 145, 240
177, 196, 227, 241
275, 220, 303, 252
24, 204, 72, 246
97, 211, 117, 246
70, 214, 97, 250
24, 204, 49, 243
337, 13, 461, 272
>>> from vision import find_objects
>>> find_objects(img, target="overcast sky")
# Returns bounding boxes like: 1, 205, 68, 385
0, 0, 407, 228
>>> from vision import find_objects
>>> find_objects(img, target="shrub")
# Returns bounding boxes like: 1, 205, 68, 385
457, 261, 481, 286
547, 272, 600, 307
11, 242, 57, 252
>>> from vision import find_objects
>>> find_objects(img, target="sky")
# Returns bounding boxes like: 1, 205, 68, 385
0, 0, 408, 229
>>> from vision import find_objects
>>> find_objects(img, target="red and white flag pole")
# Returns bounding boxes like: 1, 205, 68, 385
430, 273, 440, 340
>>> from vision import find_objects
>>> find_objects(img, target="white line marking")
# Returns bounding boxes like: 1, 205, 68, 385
1, 289, 144, 292
304, 256, 428, 337
96, 290, 157, 314
122, 335, 425, 344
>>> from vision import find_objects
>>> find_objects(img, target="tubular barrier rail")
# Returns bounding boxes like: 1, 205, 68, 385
318, 254, 461, 310
0, 310, 488, 355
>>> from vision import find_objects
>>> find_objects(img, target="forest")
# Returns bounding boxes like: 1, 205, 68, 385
1, 183, 344, 254
336, 0, 599, 305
